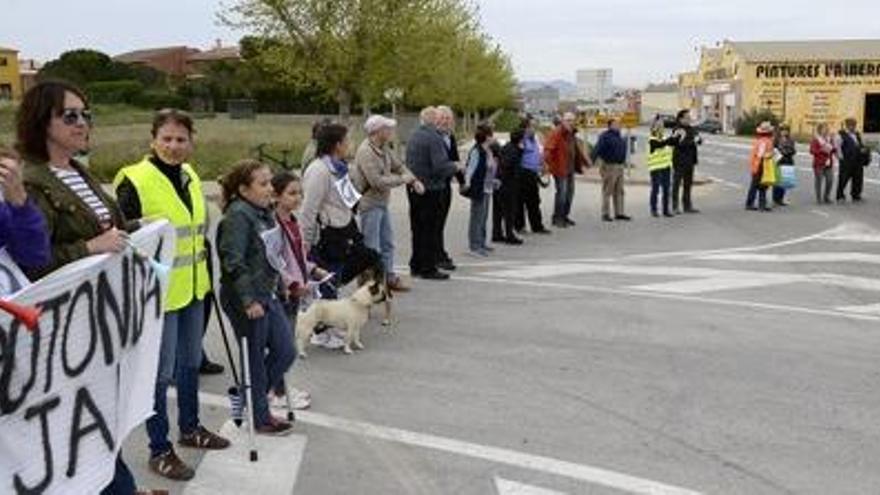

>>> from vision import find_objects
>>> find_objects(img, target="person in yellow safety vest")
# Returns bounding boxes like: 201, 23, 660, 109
114, 109, 230, 482
647, 117, 677, 217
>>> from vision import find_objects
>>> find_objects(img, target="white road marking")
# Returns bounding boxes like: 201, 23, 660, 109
453, 275, 880, 323
699, 252, 880, 265
192, 392, 702, 495
182, 420, 307, 495
630, 274, 795, 294
836, 303, 880, 315
495, 476, 567, 495
702, 157, 726, 166
707, 176, 743, 190
811, 209, 831, 218
486, 263, 763, 281
486, 261, 880, 295
466, 224, 874, 267
819, 222, 880, 243
621, 225, 840, 260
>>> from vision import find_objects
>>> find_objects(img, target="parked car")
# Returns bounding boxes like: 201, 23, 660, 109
695, 119, 723, 134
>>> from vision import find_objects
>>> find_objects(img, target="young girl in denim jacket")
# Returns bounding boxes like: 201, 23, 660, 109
217, 159, 296, 435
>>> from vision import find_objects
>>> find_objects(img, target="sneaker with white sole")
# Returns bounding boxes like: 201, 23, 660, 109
269, 388, 312, 410
311, 330, 345, 350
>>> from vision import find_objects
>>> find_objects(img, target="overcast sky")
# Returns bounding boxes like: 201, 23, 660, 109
4, 0, 880, 88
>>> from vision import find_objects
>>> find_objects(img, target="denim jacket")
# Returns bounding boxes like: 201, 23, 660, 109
217, 198, 280, 308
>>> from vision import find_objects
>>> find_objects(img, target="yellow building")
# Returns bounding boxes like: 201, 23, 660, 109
680, 40, 880, 136
0, 46, 22, 102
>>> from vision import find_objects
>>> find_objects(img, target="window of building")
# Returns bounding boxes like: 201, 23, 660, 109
0, 84, 12, 100
0, 57, 7, 66
865, 94, 880, 133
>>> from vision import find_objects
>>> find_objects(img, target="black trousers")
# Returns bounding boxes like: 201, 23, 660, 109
516, 170, 545, 232
437, 185, 453, 263
409, 188, 444, 274
837, 162, 864, 200
492, 179, 518, 240
672, 163, 694, 211
312, 220, 382, 288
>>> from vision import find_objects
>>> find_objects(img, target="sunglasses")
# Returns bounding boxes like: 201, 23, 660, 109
60, 108, 93, 126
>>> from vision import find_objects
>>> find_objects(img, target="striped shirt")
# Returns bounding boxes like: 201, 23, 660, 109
50, 166, 112, 226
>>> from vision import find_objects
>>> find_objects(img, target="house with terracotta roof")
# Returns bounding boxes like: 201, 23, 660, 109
114, 41, 241, 78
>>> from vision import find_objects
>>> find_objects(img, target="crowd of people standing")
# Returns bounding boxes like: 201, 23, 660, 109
3, 76, 878, 494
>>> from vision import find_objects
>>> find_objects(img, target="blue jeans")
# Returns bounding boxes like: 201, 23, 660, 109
146, 299, 204, 458
359, 205, 395, 278
469, 193, 490, 251
772, 186, 786, 204
100, 456, 135, 495
552, 174, 575, 222
650, 168, 671, 214
221, 293, 295, 427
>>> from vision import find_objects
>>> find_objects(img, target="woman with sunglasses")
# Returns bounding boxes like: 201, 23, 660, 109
16, 81, 160, 495
18, 81, 133, 279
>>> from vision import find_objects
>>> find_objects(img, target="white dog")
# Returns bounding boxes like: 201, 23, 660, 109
296, 281, 388, 357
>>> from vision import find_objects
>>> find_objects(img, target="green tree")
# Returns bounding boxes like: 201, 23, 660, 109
38, 49, 165, 88
220, 0, 514, 118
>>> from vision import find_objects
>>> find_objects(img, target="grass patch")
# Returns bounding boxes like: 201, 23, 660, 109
0, 112, 368, 182
86, 115, 318, 182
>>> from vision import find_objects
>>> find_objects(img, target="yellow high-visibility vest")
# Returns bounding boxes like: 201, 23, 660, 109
114, 157, 210, 311
647, 137, 673, 171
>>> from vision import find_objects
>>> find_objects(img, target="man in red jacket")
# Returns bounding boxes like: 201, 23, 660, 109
543, 112, 590, 227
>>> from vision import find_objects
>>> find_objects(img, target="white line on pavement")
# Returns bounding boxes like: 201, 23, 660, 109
452, 275, 880, 323
836, 303, 880, 315
485, 263, 765, 281
811, 209, 831, 218
495, 476, 567, 495
614, 225, 839, 261
182, 420, 307, 495
699, 252, 880, 264
192, 392, 703, 495
507, 224, 858, 266
707, 176, 743, 190
483, 262, 880, 295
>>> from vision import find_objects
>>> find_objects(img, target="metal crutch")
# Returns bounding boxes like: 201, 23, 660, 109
239, 333, 259, 462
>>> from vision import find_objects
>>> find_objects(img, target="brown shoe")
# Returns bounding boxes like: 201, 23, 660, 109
149, 448, 194, 481
178, 425, 231, 450
256, 415, 294, 436
387, 277, 410, 292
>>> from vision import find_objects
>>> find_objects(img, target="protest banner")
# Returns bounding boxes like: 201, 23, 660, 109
0, 221, 175, 494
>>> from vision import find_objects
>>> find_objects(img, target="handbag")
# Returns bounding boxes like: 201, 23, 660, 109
760, 157, 777, 186
316, 219, 363, 264
778, 164, 797, 189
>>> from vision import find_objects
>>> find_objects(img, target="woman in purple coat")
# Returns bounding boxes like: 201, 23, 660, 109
0, 150, 50, 273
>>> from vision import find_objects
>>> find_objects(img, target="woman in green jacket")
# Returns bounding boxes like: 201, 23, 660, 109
16, 81, 153, 495
19, 81, 135, 280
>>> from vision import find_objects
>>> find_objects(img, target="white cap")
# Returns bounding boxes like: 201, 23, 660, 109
364, 115, 397, 135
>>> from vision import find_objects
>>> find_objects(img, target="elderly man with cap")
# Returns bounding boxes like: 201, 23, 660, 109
351, 114, 424, 291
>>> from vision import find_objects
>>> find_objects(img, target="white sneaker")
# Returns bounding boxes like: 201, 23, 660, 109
325, 333, 346, 350
288, 387, 311, 400
310, 331, 345, 350
268, 388, 312, 410
289, 394, 311, 410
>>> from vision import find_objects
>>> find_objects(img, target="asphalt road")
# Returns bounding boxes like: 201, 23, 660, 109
124, 135, 880, 495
